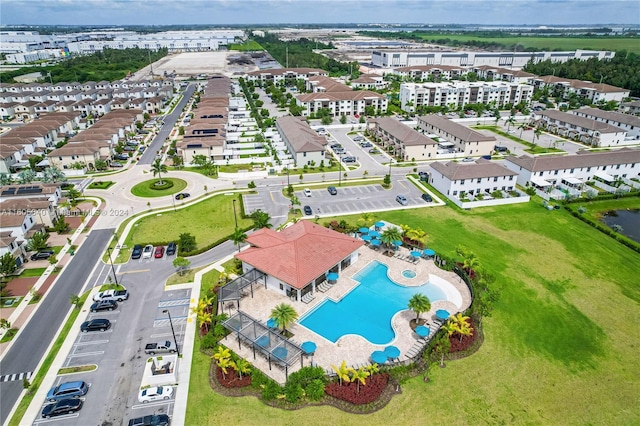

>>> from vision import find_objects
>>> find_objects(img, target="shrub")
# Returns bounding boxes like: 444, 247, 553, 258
151, 180, 174, 190
200, 331, 218, 350
305, 379, 325, 401
261, 379, 282, 401
284, 382, 304, 403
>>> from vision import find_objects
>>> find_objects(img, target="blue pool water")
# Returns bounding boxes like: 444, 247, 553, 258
402, 270, 417, 279
299, 261, 447, 345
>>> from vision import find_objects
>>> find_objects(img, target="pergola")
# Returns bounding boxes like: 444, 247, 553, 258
218, 268, 267, 313
222, 310, 304, 379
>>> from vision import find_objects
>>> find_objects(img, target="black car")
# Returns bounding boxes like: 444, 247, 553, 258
418, 171, 429, 181
128, 414, 171, 426
131, 244, 143, 259
174, 193, 190, 200
90, 300, 118, 312
421, 193, 433, 202
30, 250, 54, 261
327, 186, 337, 195
166, 242, 177, 256
80, 318, 111, 332
123, 145, 137, 151
303, 205, 312, 215
41, 398, 83, 418
114, 154, 130, 161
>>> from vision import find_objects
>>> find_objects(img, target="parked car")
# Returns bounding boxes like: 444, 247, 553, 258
327, 186, 337, 195
131, 244, 143, 260
494, 145, 508, 153
123, 145, 136, 152
142, 244, 153, 259
166, 242, 177, 256
418, 171, 429, 181
361, 142, 373, 148
369, 148, 379, 154
154, 246, 165, 259
342, 156, 356, 163
90, 300, 118, 312
41, 398, 83, 418
93, 289, 129, 302
334, 148, 346, 154
110, 162, 124, 168
46, 381, 89, 402
462, 157, 474, 162
303, 205, 312, 215
395, 195, 408, 206
330, 143, 342, 149
144, 341, 177, 355
174, 193, 190, 200
138, 386, 174, 403
353, 136, 364, 142
114, 154, 130, 161
303, 188, 312, 197
422, 193, 433, 202
80, 318, 111, 333
128, 414, 171, 426
30, 250, 54, 261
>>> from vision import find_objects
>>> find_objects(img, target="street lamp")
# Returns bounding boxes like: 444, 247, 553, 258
286, 166, 290, 187
338, 153, 343, 186
105, 246, 119, 286
162, 309, 180, 357
232, 199, 238, 229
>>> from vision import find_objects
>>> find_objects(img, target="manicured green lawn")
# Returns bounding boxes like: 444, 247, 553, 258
87, 181, 115, 190
130, 178, 187, 198
229, 40, 264, 51
186, 201, 640, 424
19, 267, 47, 278
473, 125, 565, 154
125, 193, 252, 250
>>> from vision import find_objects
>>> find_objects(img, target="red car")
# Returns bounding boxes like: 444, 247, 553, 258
154, 246, 165, 259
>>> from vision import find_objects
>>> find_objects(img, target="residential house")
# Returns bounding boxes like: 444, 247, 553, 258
570, 107, 640, 140
527, 75, 630, 103
537, 110, 628, 147
416, 114, 496, 156
368, 117, 438, 161
276, 116, 327, 166
393, 65, 465, 81
429, 159, 518, 200
245, 68, 328, 85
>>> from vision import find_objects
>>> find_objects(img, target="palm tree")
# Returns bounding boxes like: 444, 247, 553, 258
462, 253, 480, 275
212, 345, 232, 379
231, 228, 247, 253
517, 122, 528, 140
450, 313, 472, 342
504, 116, 516, 132
151, 158, 167, 185
357, 212, 375, 228
406, 228, 428, 248
380, 226, 403, 255
365, 363, 380, 375
66, 188, 82, 209
250, 210, 272, 230
442, 320, 458, 337
350, 366, 370, 393
190, 296, 214, 334
532, 127, 543, 147
233, 357, 252, 379
17, 169, 35, 184
0, 173, 12, 186
331, 360, 352, 386
269, 303, 298, 335
434, 334, 451, 367
408, 293, 431, 322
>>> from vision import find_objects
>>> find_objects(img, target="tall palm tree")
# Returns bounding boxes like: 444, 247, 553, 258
270, 303, 298, 335
233, 357, 252, 379
250, 210, 272, 230
380, 226, 403, 255
151, 158, 167, 185
504, 116, 516, 132
331, 360, 352, 386
408, 293, 431, 322
350, 366, 370, 393
532, 127, 543, 147
231, 228, 247, 253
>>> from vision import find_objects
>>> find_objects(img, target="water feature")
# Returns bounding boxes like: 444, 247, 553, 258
601, 209, 640, 243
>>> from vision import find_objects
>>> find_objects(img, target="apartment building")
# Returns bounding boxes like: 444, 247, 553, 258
275, 116, 327, 167
430, 159, 518, 199
416, 115, 496, 156
244, 68, 328, 85
400, 81, 534, 111
296, 90, 387, 118
537, 110, 628, 147
471, 65, 536, 84
570, 107, 640, 140
368, 117, 438, 161
528, 75, 630, 103
349, 74, 388, 90
393, 65, 465, 81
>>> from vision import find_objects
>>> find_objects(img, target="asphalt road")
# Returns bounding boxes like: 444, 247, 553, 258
0, 228, 114, 425
138, 83, 195, 165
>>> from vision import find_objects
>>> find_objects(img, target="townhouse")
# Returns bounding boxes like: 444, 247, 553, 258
275, 116, 327, 167
537, 110, 628, 147
368, 117, 438, 161
570, 107, 640, 140
430, 159, 518, 199
399, 81, 534, 111
349, 74, 388, 90
244, 68, 328, 85
527, 75, 630, 103
393, 65, 465, 81
471, 65, 537, 84
416, 115, 496, 156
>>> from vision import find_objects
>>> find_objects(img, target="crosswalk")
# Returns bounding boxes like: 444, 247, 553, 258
153, 317, 187, 328
0, 371, 32, 383
158, 298, 190, 308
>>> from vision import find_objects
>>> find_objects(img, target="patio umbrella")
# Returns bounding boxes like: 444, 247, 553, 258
370, 239, 381, 247
272, 346, 288, 361
375, 221, 385, 228
359, 227, 370, 234
392, 240, 403, 247
361, 234, 372, 242
256, 335, 270, 348
423, 248, 435, 256
436, 309, 450, 320
384, 345, 400, 360
327, 272, 339, 282
301, 341, 317, 355
371, 350, 388, 364
368, 230, 381, 238
410, 250, 422, 258
415, 325, 429, 337
266, 318, 277, 329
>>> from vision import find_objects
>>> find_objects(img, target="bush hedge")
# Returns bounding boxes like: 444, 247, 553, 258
150, 180, 174, 190
564, 206, 640, 253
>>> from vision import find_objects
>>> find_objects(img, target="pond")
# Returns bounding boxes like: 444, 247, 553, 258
601, 209, 640, 243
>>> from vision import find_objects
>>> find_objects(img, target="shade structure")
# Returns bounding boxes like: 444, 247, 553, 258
272, 346, 288, 361
327, 272, 339, 281
361, 234, 372, 242
359, 227, 370, 234
436, 309, 450, 320
371, 350, 388, 364
384, 345, 400, 359
256, 335, 270, 348
415, 325, 429, 337
375, 221, 385, 228
423, 248, 435, 256
266, 318, 277, 328
301, 341, 317, 355
368, 230, 381, 238
370, 239, 381, 247
392, 240, 403, 247
410, 250, 422, 258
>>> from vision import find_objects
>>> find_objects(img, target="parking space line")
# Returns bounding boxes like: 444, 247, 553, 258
131, 400, 174, 410
73, 340, 109, 346
69, 351, 104, 358
121, 269, 151, 274
33, 413, 80, 423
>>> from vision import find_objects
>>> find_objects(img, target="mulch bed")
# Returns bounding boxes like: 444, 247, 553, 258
215, 365, 252, 388
3, 277, 38, 297
409, 318, 428, 330
324, 373, 389, 405
449, 318, 478, 353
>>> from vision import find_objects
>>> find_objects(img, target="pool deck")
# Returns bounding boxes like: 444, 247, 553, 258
219, 246, 472, 384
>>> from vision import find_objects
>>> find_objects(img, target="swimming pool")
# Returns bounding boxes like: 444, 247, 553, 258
299, 261, 449, 345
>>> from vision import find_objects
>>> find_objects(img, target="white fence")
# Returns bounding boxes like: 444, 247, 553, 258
451, 193, 530, 209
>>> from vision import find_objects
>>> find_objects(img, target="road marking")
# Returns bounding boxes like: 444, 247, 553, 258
158, 298, 190, 308
121, 269, 151, 274
132, 400, 174, 410
68, 351, 104, 358
0, 371, 32, 382
73, 340, 109, 346
397, 180, 408, 189
33, 413, 80, 423
153, 317, 187, 327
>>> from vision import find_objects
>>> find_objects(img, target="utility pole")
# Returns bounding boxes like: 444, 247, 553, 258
162, 310, 180, 357
286, 47, 288, 68
106, 247, 119, 286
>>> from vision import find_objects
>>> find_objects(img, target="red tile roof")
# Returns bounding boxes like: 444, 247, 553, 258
235, 221, 364, 289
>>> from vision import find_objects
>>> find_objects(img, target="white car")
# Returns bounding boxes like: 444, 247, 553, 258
138, 386, 173, 403
142, 244, 154, 259
303, 188, 312, 197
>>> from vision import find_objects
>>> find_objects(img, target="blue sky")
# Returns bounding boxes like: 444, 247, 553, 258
1, 0, 638, 26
